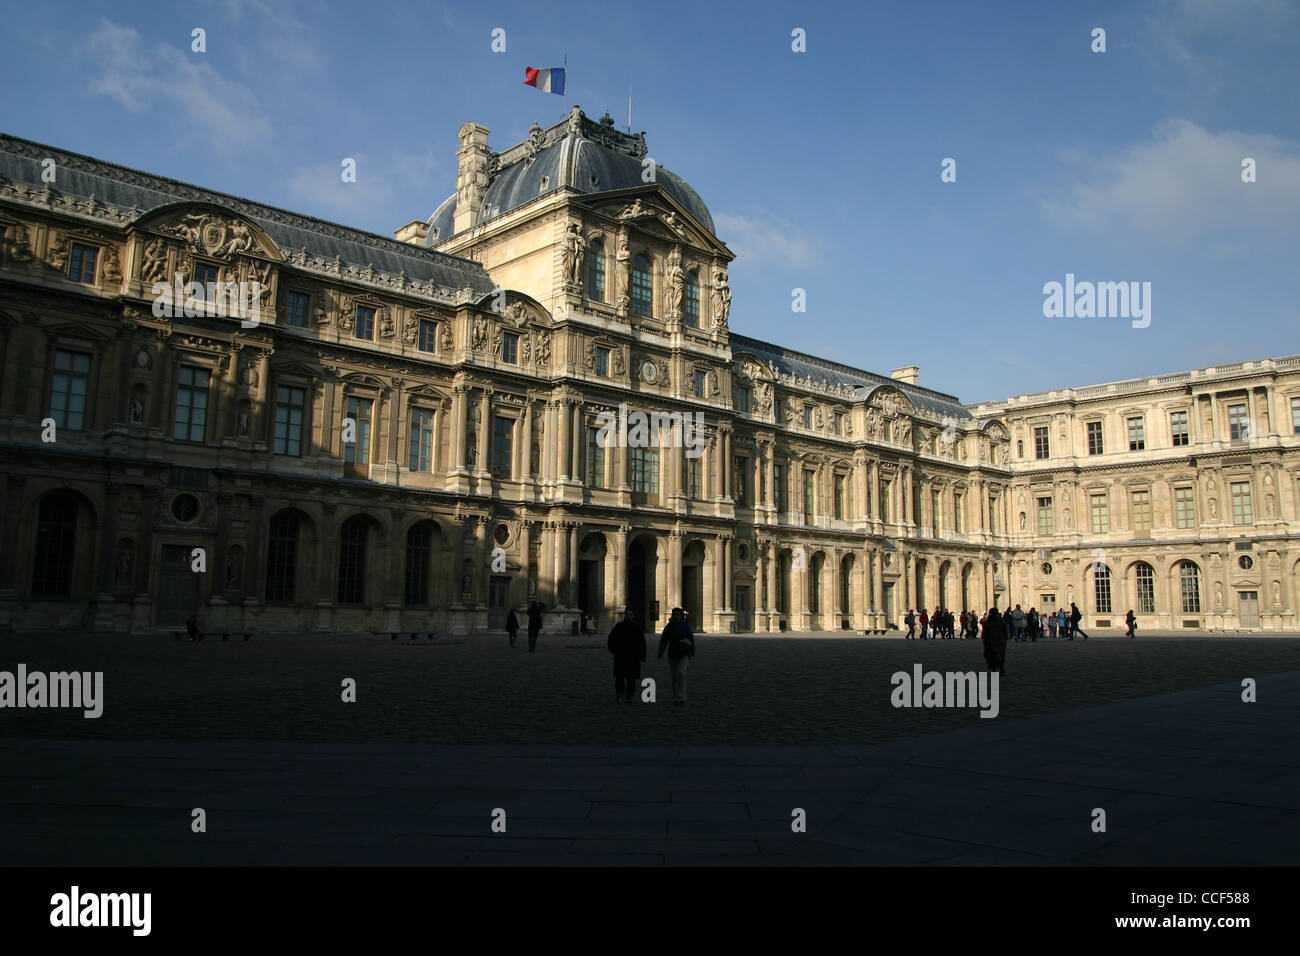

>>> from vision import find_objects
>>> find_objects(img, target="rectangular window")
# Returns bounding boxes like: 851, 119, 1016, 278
192, 263, 220, 305
834, 475, 845, 519
1086, 420, 1104, 455
1090, 493, 1109, 533
273, 385, 306, 456
1231, 481, 1252, 524
1170, 411, 1189, 446
683, 276, 699, 327
1034, 426, 1049, 459
343, 397, 373, 467
586, 426, 604, 488
1228, 403, 1248, 440
1175, 486, 1195, 529
355, 306, 375, 341
630, 446, 659, 495
285, 291, 310, 328
501, 332, 519, 364
803, 473, 814, 524
688, 456, 702, 499
1131, 490, 1151, 531
1095, 570, 1112, 614
418, 319, 438, 352
408, 408, 434, 472
880, 480, 890, 523
172, 366, 210, 442
774, 463, 787, 513
595, 346, 609, 377
1127, 417, 1145, 451
49, 349, 91, 431
1291, 396, 1300, 434
773, 397, 783, 423
1136, 565, 1155, 614
737, 386, 751, 413
693, 369, 707, 398
931, 489, 941, 532
802, 406, 813, 429
954, 492, 963, 532
491, 416, 513, 478
68, 243, 98, 283
734, 456, 749, 505
1037, 497, 1053, 536
586, 246, 605, 302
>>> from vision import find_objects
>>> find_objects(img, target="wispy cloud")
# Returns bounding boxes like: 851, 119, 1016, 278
80, 20, 272, 153
284, 148, 444, 222
1038, 119, 1300, 242
713, 209, 824, 268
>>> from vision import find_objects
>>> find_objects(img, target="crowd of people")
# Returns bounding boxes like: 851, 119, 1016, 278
903, 602, 1093, 641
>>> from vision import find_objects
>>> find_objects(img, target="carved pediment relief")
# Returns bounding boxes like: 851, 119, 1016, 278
136, 205, 283, 263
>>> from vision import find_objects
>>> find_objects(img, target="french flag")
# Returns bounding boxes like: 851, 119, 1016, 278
524, 66, 565, 95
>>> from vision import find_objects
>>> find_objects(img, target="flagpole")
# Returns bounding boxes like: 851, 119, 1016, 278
563, 53, 567, 120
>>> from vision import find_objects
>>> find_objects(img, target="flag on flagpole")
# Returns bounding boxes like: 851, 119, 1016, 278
524, 66, 565, 95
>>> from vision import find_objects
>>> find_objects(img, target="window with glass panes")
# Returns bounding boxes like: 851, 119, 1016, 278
734, 456, 749, 505
1094, 565, 1112, 613
1127, 417, 1145, 450
193, 262, 219, 301
931, 489, 940, 531
684, 271, 699, 327
285, 291, 309, 327
594, 346, 609, 377
49, 350, 91, 431
1135, 563, 1155, 613
344, 397, 372, 466
737, 386, 751, 413
1170, 410, 1189, 446
630, 446, 658, 494
630, 255, 652, 316
491, 416, 513, 477
693, 369, 707, 397
803, 473, 814, 523
1175, 486, 1195, 528
1037, 497, 1053, 535
1292, 396, 1300, 433
953, 492, 963, 532
1034, 426, 1049, 459
408, 408, 434, 472
172, 366, 210, 442
1131, 489, 1151, 531
265, 511, 298, 602
68, 243, 98, 283
32, 493, 78, 596
586, 427, 604, 488
834, 475, 845, 519
774, 463, 787, 513
1090, 493, 1109, 533
880, 480, 890, 522
418, 320, 438, 352
404, 524, 431, 605
336, 517, 367, 604
773, 397, 783, 422
803, 406, 813, 428
1086, 420, 1104, 455
355, 306, 375, 340
273, 385, 306, 456
585, 241, 605, 301
1179, 563, 1201, 613
688, 455, 702, 499
1231, 481, 1252, 524
1228, 403, 1249, 440
501, 332, 518, 364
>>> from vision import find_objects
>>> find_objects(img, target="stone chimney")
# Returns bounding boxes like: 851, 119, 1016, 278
454, 122, 492, 235
890, 366, 919, 386
393, 220, 430, 245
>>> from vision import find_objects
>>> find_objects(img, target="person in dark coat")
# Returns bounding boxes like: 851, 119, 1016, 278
1125, 609, 1136, 639
607, 609, 646, 704
1069, 602, 1088, 640
526, 601, 546, 652
981, 607, 1008, 674
657, 606, 695, 705
505, 608, 519, 648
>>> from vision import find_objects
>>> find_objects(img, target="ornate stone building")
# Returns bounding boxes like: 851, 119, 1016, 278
0, 112, 1296, 634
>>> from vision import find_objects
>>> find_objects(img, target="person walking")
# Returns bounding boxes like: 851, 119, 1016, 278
505, 608, 520, 648
981, 607, 1008, 674
1047, 610, 1058, 640
1125, 609, 1137, 639
1059, 606, 1070, 640
904, 609, 916, 639
658, 607, 695, 705
1069, 602, 1088, 640
918, 608, 930, 640
1011, 604, 1026, 642
526, 601, 546, 652
608, 609, 646, 703
1027, 607, 1039, 642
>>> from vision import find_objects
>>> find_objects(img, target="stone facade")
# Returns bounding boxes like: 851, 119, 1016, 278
0, 117, 1295, 634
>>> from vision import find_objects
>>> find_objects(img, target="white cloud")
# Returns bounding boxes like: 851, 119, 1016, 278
80, 20, 272, 153
1038, 119, 1300, 241
713, 209, 824, 268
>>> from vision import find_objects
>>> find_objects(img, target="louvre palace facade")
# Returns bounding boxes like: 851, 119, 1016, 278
1, 110, 1297, 635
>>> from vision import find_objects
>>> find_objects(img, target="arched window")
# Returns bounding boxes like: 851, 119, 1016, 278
1179, 562, 1201, 614
1094, 565, 1112, 614
630, 254, 653, 316
32, 493, 79, 596
683, 270, 700, 327
809, 554, 821, 614
1135, 562, 1155, 614
337, 516, 368, 605
404, 524, 432, 606
840, 558, 853, 616
265, 511, 300, 602
585, 240, 605, 302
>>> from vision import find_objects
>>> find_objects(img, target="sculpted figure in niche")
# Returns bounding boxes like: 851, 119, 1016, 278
665, 246, 684, 315
129, 390, 145, 424
563, 223, 585, 286
115, 542, 133, 587
141, 238, 169, 285
614, 233, 630, 308
711, 270, 731, 331
1273, 580, 1281, 607
225, 550, 243, 588
1215, 581, 1223, 606
1208, 498, 1218, 520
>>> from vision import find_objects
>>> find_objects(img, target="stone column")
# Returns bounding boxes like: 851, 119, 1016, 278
451, 385, 467, 472
557, 397, 571, 480
765, 544, 778, 630
668, 529, 683, 608
520, 402, 533, 481
614, 524, 629, 612
476, 388, 491, 477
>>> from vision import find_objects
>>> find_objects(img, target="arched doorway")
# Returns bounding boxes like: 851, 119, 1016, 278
577, 532, 608, 630
682, 540, 706, 627
626, 534, 659, 631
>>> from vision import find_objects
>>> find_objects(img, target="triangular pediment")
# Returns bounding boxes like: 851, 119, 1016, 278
578, 187, 731, 259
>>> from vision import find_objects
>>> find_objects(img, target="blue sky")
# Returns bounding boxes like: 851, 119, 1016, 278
4, 0, 1297, 403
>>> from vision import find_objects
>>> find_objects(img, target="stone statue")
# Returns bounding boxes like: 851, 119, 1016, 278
461, 561, 473, 597
115, 543, 132, 587
238, 405, 250, 436
141, 238, 169, 285
1266, 495, 1275, 517
225, 550, 243, 588
614, 233, 630, 309
612, 347, 625, 374
103, 247, 123, 284
711, 270, 731, 331
1273, 580, 1281, 607
129, 392, 144, 424
665, 246, 684, 315
316, 306, 329, 326
1019, 512, 1026, 531
378, 308, 395, 339
1215, 581, 1223, 606
1209, 498, 1217, 519
563, 223, 585, 286
1064, 509, 1072, 529
471, 318, 488, 351
536, 330, 551, 366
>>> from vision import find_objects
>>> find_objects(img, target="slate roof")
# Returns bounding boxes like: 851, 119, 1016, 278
0, 133, 496, 296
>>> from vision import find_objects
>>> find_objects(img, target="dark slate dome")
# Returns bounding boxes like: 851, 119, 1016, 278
425, 109, 714, 245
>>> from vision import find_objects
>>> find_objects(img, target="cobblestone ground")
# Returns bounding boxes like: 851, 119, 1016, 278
2, 631, 1297, 745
